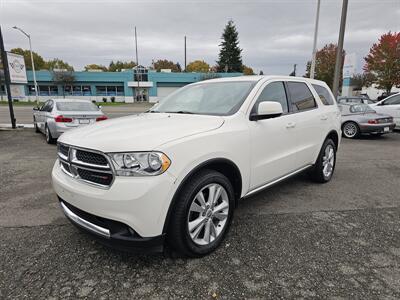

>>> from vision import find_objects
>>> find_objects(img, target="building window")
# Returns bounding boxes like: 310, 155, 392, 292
0, 85, 5, 95
49, 86, 58, 96
96, 86, 124, 96
73, 86, 82, 96
83, 86, 91, 96
64, 85, 73, 96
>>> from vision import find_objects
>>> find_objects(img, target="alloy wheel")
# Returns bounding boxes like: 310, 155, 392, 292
187, 183, 229, 246
343, 123, 358, 138
322, 144, 335, 178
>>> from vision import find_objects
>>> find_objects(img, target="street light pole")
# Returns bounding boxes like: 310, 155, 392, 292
310, 0, 321, 79
332, 0, 348, 98
13, 26, 39, 105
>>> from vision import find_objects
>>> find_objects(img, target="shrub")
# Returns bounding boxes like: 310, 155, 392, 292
110, 96, 115, 103
102, 97, 107, 103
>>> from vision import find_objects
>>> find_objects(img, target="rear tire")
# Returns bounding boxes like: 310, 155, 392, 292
309, 139, 337, 183
45, 125, 56, 144
34, 118, 40, 133
342, 122, 359, 139
167, 169, 235, 257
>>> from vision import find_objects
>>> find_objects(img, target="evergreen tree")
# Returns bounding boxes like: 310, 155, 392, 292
216, 20, 243, 73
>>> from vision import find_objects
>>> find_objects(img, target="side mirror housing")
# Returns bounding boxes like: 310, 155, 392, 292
33, 106, 39, 111
250, 101, 283, 121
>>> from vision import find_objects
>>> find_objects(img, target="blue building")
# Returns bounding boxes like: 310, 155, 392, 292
8, 69, 243, 103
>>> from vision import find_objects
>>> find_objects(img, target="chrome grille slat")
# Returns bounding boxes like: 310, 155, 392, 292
57, 143, 114, 188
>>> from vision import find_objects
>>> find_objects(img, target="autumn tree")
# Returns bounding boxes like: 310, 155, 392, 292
363, 32, 400, 93
51, 70, 75, 98
153, 59, 181, 72
243, 65, 254, 75
186, 60, 210, 72
305, 43, 345, 89
216, 20, 243, 72
84, 64, 107, 71
108, 60, 136, 72
10, 48, 47, 70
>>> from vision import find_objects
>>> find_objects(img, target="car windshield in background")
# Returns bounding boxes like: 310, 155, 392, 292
151, 81, 256, 116
349, 104, 375, 114
56, 102, 99, 112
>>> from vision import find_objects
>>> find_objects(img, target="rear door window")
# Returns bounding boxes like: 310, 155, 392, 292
286, 82, 317, 112
384, 95, 400, 105
312, 84, 335, 105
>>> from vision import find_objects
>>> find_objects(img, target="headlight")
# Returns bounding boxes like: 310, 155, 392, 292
108, 152, 171, 176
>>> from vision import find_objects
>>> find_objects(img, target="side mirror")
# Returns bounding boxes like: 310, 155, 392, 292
250, 101, 283, 121
33, 106, 39, 111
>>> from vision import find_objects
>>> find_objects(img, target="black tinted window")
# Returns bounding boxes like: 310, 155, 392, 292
312, 84, 335, 105
287, 82, 317, 112
252, 81, 288, 114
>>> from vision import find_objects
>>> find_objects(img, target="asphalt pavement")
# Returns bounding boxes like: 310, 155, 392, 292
1, 130, 400, 298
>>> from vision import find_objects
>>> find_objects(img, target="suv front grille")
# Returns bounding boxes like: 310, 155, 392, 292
76, 149, 108, 166
57, 143, 114, 188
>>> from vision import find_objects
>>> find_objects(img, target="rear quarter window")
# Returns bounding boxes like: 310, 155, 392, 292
312, 84, 335, 105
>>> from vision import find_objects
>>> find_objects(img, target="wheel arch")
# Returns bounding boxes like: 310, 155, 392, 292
325, 129, 339, 150
162, 158, 242, 234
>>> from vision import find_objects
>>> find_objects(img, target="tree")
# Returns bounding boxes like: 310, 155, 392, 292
363, 32, 400, 93
216, 20, 243, 73
108, 60, 136, 72
153, 59, 181, 72
305, 43, 345, 90
84, 64, 107, 71
242, 65, 254, 75
10, 48, 47, 70
46, 58, 74, 71
186, 60, 210, 72
350, 73, 376, 91
52, 70, 75, 98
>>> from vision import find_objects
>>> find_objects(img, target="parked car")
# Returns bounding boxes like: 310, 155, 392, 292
339, 103, 396, 138
52, 76, 341, 257
377, 92, 398, 101
33, 99, 108, 144
370, 93, 400, 129
337, 96, 376, 105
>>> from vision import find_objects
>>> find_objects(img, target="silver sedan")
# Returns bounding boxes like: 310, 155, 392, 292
33, 99, 108, 144
339, 103, 396, 139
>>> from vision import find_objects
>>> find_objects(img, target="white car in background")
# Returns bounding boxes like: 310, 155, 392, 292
370, 93, 400, 129
52, 76, 341, 257
33, 99, 108, 144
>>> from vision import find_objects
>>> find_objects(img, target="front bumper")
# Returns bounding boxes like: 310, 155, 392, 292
359, 123, 396, 134
52, 160, 177, 238
60, 199, 165, 252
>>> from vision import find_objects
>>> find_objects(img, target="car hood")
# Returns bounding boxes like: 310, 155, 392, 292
58, 113, 225, 152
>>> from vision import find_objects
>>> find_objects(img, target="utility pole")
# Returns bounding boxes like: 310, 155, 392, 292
13, 26, 39, 105
332, 0, 348, 98
184, 36, 187, 72
134, 26, 139, 102
0, 26, 16, 128
310, 0, 321, 79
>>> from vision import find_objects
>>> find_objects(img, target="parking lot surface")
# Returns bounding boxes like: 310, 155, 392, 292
1, 130, 400, 299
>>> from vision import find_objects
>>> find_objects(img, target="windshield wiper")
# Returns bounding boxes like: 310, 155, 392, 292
165, 110, 194, 114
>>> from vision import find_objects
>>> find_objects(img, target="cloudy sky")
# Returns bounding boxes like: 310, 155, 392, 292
1, 0, 399, 75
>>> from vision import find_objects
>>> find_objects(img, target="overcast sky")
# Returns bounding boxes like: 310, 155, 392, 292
1, 0, 399, 75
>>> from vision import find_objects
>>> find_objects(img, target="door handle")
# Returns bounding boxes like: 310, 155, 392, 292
286, 122, 296, 128
321, 115, 328, 120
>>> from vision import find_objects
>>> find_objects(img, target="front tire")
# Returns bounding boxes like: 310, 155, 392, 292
309, 139, 337, 183
342, 122, 359, 139
167, 169, 235, 257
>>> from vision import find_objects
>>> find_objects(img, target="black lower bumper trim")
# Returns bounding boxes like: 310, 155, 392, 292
59, 197, 165, 253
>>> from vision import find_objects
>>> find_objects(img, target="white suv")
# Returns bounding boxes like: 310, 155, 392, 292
52, 76, 341, 257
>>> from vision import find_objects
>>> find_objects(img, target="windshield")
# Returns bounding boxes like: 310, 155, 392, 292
151, 81, 256, 116
56, 101, 99, 112
349, 104, 375, 114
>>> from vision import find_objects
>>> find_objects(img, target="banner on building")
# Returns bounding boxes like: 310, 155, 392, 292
7, 52, 28, 84
343, 53, 356, 79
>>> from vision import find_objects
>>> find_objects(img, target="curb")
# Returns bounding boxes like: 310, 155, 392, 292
0, 124, 34, 130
